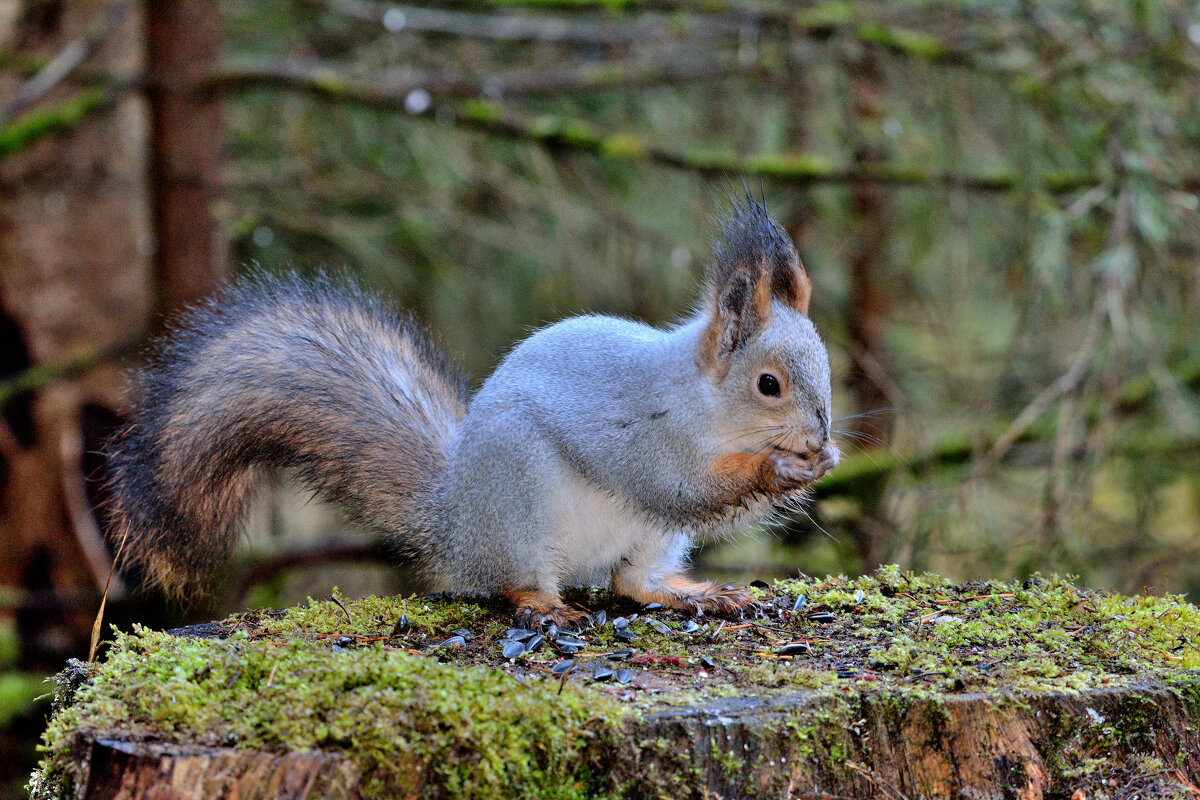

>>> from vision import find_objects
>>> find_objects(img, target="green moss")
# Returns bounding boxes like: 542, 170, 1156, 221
33, 621, 623, 800
30, 569, 1200, 798
0, 88, 108, 159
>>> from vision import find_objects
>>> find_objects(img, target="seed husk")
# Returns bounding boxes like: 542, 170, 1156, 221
647, 619, 672, 636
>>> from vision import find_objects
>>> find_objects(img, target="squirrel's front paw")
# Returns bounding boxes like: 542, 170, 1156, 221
764, 443, 839, 492
764, 449, 818, 491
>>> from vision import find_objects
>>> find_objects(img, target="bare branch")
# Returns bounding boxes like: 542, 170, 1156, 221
323, 0, 741, 45
207, 54, 752, 104
232, 541, 393, 604
818, 357, 1200, 498
409, 100, 1200, 193
0, 0, 134, 123
974, 287, 1108, 477
0, 338, 138, 411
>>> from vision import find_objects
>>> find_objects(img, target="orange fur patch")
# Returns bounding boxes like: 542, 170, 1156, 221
708, 450, 773, 499
621, 575, 757, 616
502, 588, 567, 614
789, 265, 812, 314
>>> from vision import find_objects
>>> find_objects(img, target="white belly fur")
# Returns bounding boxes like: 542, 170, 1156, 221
551, 469, 666, 586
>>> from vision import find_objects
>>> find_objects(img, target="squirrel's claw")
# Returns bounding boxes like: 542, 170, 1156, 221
506, 589, 591, 632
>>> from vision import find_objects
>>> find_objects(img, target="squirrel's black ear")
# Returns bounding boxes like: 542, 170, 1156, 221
709, 196, 812, 316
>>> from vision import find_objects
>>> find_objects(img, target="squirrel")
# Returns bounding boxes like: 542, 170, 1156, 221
104, 197, 839, 629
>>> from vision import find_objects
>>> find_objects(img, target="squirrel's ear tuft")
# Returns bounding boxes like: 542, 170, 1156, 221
709, 196, 811, 316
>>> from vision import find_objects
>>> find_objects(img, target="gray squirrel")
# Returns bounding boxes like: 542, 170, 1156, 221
105, 197, 839, 628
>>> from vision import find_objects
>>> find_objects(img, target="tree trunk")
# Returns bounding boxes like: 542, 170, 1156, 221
145, 0, 229, 319
70, 681, 1200, 800
0, 0, 228, 664
843, 47, 895, 569
33, 573, 1200, 800
0, 0, 152, 663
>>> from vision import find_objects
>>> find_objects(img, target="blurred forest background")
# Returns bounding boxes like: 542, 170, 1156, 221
1, 0, 1199, 794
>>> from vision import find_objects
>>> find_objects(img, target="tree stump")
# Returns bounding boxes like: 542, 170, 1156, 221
31, 568, 1200, 799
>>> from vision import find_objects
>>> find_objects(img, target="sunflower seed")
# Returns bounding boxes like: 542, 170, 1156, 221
608, 648, 636, 661
551, 659, 575, 675
777, 643, 811, 657
505, 628, 535, 642
680, 620, 700, 634
791, 596, 807, 613
593, 610, 607, 627
390, 615, 411, 636
615, 669, 633, 684
592, 667, 614, 682
502, 641, 526, 660
525, 634, 545, 653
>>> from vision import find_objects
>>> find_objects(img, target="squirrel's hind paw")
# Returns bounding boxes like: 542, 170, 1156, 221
505, 589, 592, 631
627, 577, 757, 619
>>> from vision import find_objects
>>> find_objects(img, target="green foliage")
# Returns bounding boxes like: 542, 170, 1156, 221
212, 0, 1200, 599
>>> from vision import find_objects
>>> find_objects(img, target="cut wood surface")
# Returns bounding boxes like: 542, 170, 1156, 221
32, 568, 1200, 799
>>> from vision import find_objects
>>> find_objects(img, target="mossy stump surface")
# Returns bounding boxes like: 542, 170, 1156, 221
31, 567, 1200, 799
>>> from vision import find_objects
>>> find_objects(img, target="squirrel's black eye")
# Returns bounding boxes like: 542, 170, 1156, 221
757, 374, 781, 397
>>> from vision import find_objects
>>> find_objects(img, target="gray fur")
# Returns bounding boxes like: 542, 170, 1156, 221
107, 200, 836, 609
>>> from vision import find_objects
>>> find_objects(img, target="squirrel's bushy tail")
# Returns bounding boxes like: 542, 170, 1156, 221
105, 273, 468, 593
